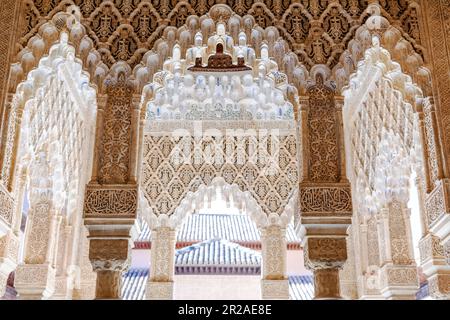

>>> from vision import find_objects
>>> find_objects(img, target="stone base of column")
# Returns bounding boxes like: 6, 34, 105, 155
313, 269, 343, 300
146, 281, 174, 300
261, 279, 289, 300
95, 270, 122, 300
15, 264, 56, 300
379, 265, 419, 300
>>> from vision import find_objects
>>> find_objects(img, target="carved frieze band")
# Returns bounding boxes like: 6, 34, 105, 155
299, 185, 352, 216
380, 265, 418, 287
84, 186, 138, 218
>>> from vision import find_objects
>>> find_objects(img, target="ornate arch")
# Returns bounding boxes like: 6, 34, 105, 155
141, 177, 284, 230
2, 25, 97, 192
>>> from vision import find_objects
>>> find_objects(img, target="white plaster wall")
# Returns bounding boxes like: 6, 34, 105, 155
173, 275, 261, 300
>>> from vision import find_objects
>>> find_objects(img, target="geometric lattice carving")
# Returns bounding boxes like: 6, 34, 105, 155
141, 132, 298, 217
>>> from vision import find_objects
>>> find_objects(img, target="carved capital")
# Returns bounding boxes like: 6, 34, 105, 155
88, 239, 131, 272
304, 237, 347, 270
84, 185, 138, 218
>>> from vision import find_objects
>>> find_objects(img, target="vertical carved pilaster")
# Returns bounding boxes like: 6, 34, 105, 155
15, 152, 58, 300
146, 227, 176, 300
339, 226, 358, 299
376, 201, 419, 300
420, 7, 450, 299
84, 71, 139, 299
72, 227, 96, 300
90, 95, 107, 183
98, 73, 134, 185
298, 73, 353, 299
0, 0, 20, 141
421, 0, 450, 177
260, 224, 289, 300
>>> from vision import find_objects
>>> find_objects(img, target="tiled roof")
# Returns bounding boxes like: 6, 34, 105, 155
121, 268, 314, 300
289, 275, 315, 300
121, 268, 148, 300
136, 213, 301, 249
174, 239, 261, 274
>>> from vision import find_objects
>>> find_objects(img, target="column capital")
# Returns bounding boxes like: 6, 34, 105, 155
304, 237, 348, 270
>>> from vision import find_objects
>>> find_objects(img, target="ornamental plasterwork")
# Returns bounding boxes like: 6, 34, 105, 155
20, 1, 424, 72
140, 23, 298, 224
10, 2, 430, 103
343, 37, 423, 214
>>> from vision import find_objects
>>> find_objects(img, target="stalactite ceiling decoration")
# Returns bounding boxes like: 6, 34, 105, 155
21, 0, 424, 70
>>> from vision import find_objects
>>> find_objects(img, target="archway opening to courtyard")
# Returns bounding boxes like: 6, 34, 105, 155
137, 22, 300, 300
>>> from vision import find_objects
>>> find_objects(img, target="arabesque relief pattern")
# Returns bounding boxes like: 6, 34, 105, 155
19, 0, 424, 72
0, 0, 448, 301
